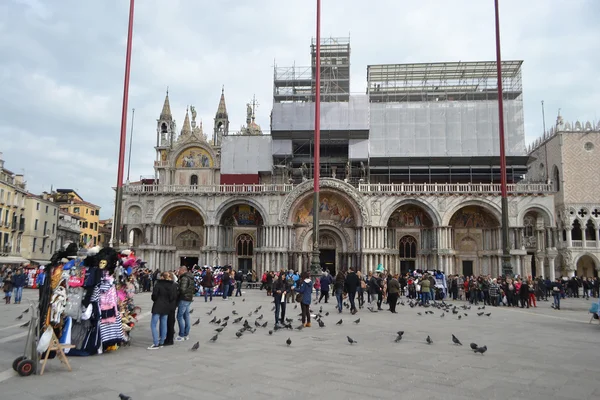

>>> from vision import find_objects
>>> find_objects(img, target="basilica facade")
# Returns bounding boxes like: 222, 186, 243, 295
120, 90, 563, 279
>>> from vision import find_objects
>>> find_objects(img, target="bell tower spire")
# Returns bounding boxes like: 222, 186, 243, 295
157, 88, 176, 147
213, 86, 229, 146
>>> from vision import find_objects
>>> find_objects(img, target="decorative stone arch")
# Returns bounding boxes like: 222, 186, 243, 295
573, 252, 600, 269
296, 221, 353, 253
381, 198, 441, 227
517, 205, 554, 227
442, 199, 502, 226
154, 199, 208, 226
213, 197, 268, 226
175, 229, 202, 249
170, 142, 219, 169
126, 205, 143, 225
279, 178, 369, 226
128, 227, 144, 247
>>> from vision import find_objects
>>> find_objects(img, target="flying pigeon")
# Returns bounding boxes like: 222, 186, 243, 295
451, 334, 462, 345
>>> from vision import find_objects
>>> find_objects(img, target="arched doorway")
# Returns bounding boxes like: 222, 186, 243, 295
319, 233, 337, 275
162, 207, 204, 267
398, 235, 417, 275
450, 205, 500, 276
387, 203, 434, 272
128, 228, 144, 248
576, 254, 598, 278
236, 233, 254, 274
219, 203, 264, 269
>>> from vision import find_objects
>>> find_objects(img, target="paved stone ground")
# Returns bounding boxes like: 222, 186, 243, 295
0, 288, 599, 400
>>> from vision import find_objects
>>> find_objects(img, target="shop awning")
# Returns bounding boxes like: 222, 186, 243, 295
0, 256, 30, 264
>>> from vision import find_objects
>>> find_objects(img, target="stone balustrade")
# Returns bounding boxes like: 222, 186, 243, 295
124, 182, 554, 195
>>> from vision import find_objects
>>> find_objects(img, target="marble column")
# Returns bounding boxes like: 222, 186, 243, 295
566, 227, 572, 248
537, 256, 545, 278
548, 256, 556, 280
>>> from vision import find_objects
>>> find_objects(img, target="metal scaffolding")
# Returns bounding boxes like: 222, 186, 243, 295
273, 37, 350, 103
367, 60, 523, 103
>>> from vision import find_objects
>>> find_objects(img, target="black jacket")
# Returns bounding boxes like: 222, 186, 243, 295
344, 272, 360, 292
272, 278, 289, 297
178, 272, 195, 302
151, 279, 177, 315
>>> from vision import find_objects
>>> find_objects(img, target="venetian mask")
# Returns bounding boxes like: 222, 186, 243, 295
99, 260, 108, 269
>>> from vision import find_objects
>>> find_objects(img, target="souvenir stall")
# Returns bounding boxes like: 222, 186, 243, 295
39, 245, 140, 361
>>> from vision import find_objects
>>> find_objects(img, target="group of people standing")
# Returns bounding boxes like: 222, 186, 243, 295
1, 266, 28, 304
148, 265, 195, 349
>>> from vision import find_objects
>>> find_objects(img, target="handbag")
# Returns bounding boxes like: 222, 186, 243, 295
295, 293, 303, 303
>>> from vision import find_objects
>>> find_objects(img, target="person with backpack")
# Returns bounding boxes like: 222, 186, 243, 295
285, 270, 296, 303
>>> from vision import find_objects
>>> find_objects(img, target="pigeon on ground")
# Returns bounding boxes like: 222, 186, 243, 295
367, 306, 376, 313
452, 334, 462, 345
223, 316, 230, 321
485, 313, 491, 317
464, 313, 468, 317
286, 338, 292, 346
192, 318, 200, 326
271, 306, 275, 311
295, 325, 304, 331
211, 306, 217, 311
235, 331, 243, 339
470, 343, 478, 350
426, 335, 433, 345
477, 312, 484, 316
261, 321, 268, 328
440, 313, 445, 318
221, 322, 228, 328
209, 316, 216, 323
210, 334, 219, 342
354, 318, 360, 324
232, 302, 235, 306
215, 319, 221, 324
243, 298, 245, 302
257, 314, 263, 320
248, 312, 252, 317
232, 310, 238, 315
191, 341, 199, 351
325, 312, 330, 316
347, 336, 357, 345
215, 327, 224, 333
23, 308, 29, 314
233, 317, 243, 324
118, 394, 132, 400
16, 314, 23, 320
269, 330, 273, 335
394, 334, 403, 343
473, 345, 487, 354
336, 319, 343, 325
294, 305, 298, 309
318, 319, 325, 328
417, 312, 422, 316
20, 321, 30, 328
458, 315, 462, 320
189, 309, 194, 314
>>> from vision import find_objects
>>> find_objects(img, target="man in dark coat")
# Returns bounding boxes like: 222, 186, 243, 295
176, 266, 195, 341
344, 267, 360, 315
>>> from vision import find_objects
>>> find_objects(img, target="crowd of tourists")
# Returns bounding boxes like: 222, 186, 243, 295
0, 266, 29, 304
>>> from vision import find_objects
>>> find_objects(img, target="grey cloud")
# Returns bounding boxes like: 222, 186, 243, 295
0, 0, 598, 218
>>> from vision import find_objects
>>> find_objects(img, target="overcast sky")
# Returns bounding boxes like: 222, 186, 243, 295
1, 0, 598, 218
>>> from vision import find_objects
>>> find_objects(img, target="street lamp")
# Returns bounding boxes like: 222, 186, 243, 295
493, 0, 513, 276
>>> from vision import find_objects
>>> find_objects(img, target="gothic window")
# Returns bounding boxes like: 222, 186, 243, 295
236, 234, 253, 257
552, 166, 560, 192
572, 220, 583, 241
161, 123, 168, 133
585, 220, 596, 241
399, 235, 417, 259
190, 175, 198, 186
176, 230, 200, 249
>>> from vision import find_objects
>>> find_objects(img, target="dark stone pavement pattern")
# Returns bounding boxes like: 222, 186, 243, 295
0, 289, 599, 400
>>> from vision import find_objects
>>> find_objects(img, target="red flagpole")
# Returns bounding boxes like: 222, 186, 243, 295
112, 0, 135, 247
310, 0, 322, 275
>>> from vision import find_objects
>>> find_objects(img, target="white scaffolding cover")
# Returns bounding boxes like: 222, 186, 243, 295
368, 100, 525, 158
